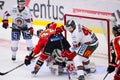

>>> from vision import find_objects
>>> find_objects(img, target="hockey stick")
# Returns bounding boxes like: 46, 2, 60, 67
59, 36, 71, 80
103, 72, 109, 80
0, 55, 39, 76
67, 69, 72, 80
0, 63, 24, 76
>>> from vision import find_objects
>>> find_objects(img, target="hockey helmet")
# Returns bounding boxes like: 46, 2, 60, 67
37, 29, 43, 38
65, 20, 76, 29
17, 0, 25, 5
112, 25, 120, 36
46, 22, 54, 29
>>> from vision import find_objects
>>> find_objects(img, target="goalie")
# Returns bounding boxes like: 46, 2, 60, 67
107, 25, 120, 80
64, 20, 99, 80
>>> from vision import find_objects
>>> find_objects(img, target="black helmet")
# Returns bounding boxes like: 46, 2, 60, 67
17, 0, 25, 5
66, 20, 76, 29
112, 25, 120, 36
37, 29, 43, 37
46, 22, 54, 29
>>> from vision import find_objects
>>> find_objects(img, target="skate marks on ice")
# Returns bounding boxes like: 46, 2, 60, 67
84, 65, 114, 80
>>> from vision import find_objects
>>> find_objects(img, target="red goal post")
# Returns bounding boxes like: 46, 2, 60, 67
64, 13, 115, 63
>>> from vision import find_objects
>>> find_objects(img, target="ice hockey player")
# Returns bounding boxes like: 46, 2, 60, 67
107, 25, 120, 80
24, 22, 76, 75
2, 0, 34, 61
64, 20, 99, 80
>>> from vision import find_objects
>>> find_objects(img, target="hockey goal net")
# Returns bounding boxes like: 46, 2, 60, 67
64, 11, 115, 63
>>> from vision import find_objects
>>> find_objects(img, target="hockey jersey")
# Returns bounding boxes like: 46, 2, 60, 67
111, 36, 120, 65
3, 6, 32, 29
71, 24, 98, 45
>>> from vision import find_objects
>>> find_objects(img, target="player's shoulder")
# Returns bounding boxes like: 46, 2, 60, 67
42, 29, 53, 34
24, 6, 31, 11
40, 29, 50, 38
10, 5, 18, 10
40, 29, 55, 38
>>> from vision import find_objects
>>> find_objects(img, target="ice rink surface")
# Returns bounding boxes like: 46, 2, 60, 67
0, 24, 115, 80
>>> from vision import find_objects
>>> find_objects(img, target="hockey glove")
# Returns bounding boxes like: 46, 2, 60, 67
56, 25, 65, 33
29, 27, 34, 35
107, 65, 115, 73
61, 49, 76, 60
24, 55, 33, 66
2, 20, 9, 29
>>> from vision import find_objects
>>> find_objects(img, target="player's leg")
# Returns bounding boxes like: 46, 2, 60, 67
32, 40, 53, 75
77, 43, 98, 74
22, 31, 33, 54
11, 41, 19, 61
73, 55, 85, 80
82, 59, 91, 74
114, 65, 120, 80
31, 52, 49, 75
25, 39, 33, 54
11, 29, 20, 61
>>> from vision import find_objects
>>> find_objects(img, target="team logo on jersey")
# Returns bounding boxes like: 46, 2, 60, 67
15, 17, 24, 27
12, 32, 19, 40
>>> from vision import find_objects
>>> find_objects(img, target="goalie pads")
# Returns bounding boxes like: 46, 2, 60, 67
66, 61, 75, 73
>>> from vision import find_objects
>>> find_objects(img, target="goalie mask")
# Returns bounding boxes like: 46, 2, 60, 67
112, 25, 120, 37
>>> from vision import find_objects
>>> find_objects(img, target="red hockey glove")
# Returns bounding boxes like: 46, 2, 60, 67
67, 52, 76, 60
107, 65, 115, 73
29, 27, 34, 35
2, 20, 9, 29
61, 49, 76, 60
24, 55, 33, 66
61, 49, 70, 58
56, 25, 65, 33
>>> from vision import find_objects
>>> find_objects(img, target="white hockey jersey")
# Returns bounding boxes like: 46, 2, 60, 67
71, 24, 97, 45
3, 6, 32, 29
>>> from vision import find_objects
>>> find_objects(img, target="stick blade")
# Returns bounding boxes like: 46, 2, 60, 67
0, 72, 7, 76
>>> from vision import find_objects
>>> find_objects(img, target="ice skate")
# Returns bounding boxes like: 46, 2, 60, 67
84, 68, 91, 75
78, 75, 85, 80
12, 55, 16, 61
31, 66, 40, 75
31, 68, 39, 75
